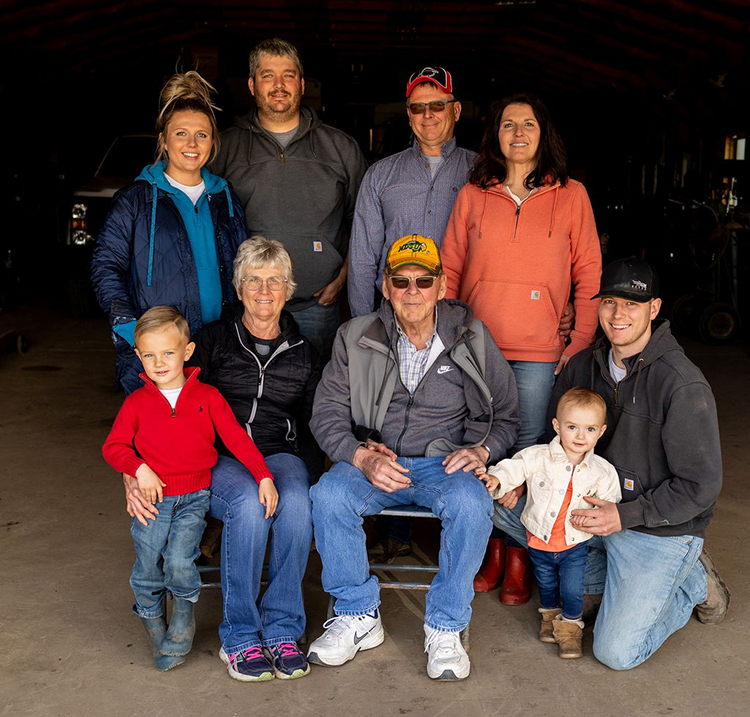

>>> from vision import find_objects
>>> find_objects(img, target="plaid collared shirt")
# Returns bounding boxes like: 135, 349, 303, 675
395, 312, 439, 394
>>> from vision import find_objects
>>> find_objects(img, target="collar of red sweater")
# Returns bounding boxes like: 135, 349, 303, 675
137, 365, 202, 393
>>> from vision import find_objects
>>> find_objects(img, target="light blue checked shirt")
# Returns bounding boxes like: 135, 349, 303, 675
348, 138, 476, 317
395, 310, 445, 394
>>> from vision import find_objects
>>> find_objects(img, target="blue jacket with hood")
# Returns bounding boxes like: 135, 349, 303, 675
91, 162, 248, 392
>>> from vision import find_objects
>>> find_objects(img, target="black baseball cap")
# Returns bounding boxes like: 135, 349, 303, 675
592, 257, 659, 302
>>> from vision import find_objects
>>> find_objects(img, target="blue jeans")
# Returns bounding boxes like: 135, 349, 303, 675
291, 300, 341, 364
209, 454, 313, 651
130, 489, 210, 619
508, 360, 557, 452
492, 497, 708, 669
310, 457, 493, 632
528, 542, 588, 619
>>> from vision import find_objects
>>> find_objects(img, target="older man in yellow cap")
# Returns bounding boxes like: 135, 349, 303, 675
307, 235, 520, 680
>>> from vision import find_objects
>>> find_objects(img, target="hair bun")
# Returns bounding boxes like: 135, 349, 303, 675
159, 70, 220, 117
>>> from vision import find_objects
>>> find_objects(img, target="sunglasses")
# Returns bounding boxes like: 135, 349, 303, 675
388, 275, 438, 290
406, 100, 458, 115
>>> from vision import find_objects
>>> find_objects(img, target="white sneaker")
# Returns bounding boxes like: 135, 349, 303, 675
424, 625, 470, 680
307, 610, 384, 666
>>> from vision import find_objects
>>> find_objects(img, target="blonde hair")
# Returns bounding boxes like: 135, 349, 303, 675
134, 306, 190, 346
155, 71, 221, 165
556, 387, 607, 423
233, 236, 297, 301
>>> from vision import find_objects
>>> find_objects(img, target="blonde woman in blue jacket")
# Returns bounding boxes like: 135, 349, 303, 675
92, 71, 247, 393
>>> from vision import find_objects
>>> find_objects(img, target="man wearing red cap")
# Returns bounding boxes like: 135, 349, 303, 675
348, 67, 476, 318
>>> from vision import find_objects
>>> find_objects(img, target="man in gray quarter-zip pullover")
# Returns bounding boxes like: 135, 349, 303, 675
213, 38, 367, 361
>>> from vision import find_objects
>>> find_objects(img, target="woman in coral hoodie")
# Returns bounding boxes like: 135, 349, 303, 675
441, 93, 602, 603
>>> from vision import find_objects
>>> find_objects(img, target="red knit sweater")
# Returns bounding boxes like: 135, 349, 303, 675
102, 368, 273, 496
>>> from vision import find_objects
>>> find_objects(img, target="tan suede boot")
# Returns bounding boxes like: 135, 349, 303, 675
552, 615, 584, 659
694, 549, 731, 624
538, 607, 562, 643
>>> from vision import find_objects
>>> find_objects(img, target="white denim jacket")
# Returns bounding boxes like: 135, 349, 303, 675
487, 437, 622, 547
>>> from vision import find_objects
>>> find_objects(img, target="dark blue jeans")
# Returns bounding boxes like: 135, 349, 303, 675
528, 541, 589, 620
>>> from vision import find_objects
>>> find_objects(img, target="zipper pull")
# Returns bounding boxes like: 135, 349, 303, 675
280, 152, 285, 164
171, 407, 176, 418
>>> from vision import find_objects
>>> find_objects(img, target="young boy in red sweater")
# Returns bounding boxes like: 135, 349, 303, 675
103, 306, 277, 671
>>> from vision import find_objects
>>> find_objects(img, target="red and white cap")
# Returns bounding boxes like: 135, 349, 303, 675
405, 67, 453, 97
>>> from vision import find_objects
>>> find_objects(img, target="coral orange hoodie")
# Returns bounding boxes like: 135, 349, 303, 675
441, 179, 602, 362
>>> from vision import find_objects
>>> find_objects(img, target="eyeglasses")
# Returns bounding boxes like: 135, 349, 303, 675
241, 275, 288, 291
406, 100, 458, 115
388, 275, 437, 290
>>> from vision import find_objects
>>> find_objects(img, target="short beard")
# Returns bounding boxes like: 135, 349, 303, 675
256, 92, 302, 125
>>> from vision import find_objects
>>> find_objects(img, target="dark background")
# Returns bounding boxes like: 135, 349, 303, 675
2, 0, 749, 336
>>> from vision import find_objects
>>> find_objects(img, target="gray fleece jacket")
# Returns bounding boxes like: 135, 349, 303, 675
311, 299, 520, 464
548, 319, 722, 538
212, 106, 368, 310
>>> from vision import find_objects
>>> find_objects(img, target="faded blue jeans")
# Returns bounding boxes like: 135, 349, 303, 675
508, 360, 557, 452
210, 453, 313, 652
311, 457, 493, 632
130, 488, 210, 619
492, 497, 708, 669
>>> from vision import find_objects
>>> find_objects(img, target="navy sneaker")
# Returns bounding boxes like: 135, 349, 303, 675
265, 642, 311, 680
220, 645, 274, 682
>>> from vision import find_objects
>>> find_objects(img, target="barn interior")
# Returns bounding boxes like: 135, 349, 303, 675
0, 2, 748, 715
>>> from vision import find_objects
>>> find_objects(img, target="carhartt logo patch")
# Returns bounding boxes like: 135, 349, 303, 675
624, 479, 635, 491
437, 365, 454, 375
313, 241, 323, 252
531, 290, 541, 300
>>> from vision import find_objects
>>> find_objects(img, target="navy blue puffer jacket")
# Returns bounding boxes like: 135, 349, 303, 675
91, 163, 248, 392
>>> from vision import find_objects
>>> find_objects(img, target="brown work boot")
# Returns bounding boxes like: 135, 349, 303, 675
694, 549, 731, 624
473, 538, 506, 592
538, 607, 562, 643
582, 593, 603, 622
552, 616, 584, 659
368, 539, 412, 564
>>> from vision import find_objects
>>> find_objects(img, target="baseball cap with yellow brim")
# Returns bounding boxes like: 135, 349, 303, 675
385, 234, 442, 276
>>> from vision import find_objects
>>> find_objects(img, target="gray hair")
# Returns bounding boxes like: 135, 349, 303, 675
248, 38, 304, 78
233, 236, 297, 301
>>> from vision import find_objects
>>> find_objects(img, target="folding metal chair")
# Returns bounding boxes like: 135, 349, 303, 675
326, 503, 470, 650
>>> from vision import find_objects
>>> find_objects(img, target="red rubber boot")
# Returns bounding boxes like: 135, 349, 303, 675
499, 546, 532, 605
473, 538, 506, 592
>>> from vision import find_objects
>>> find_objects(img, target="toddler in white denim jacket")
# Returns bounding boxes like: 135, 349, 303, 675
479, 388, 621, 658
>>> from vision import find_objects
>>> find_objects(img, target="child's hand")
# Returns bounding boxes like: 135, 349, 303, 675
496, 485, 524, 510
478, 473, 500, 495
135, 464, 166, 505
258, 478, 278, 519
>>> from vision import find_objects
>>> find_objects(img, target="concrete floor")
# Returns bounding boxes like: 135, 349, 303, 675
1, 301, 747, 717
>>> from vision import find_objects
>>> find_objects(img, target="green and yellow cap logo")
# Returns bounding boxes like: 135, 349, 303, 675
385, 234, 442, 276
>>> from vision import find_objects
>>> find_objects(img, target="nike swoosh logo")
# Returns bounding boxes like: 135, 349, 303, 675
353, 630, 372, 644
437, 366, 454, 374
